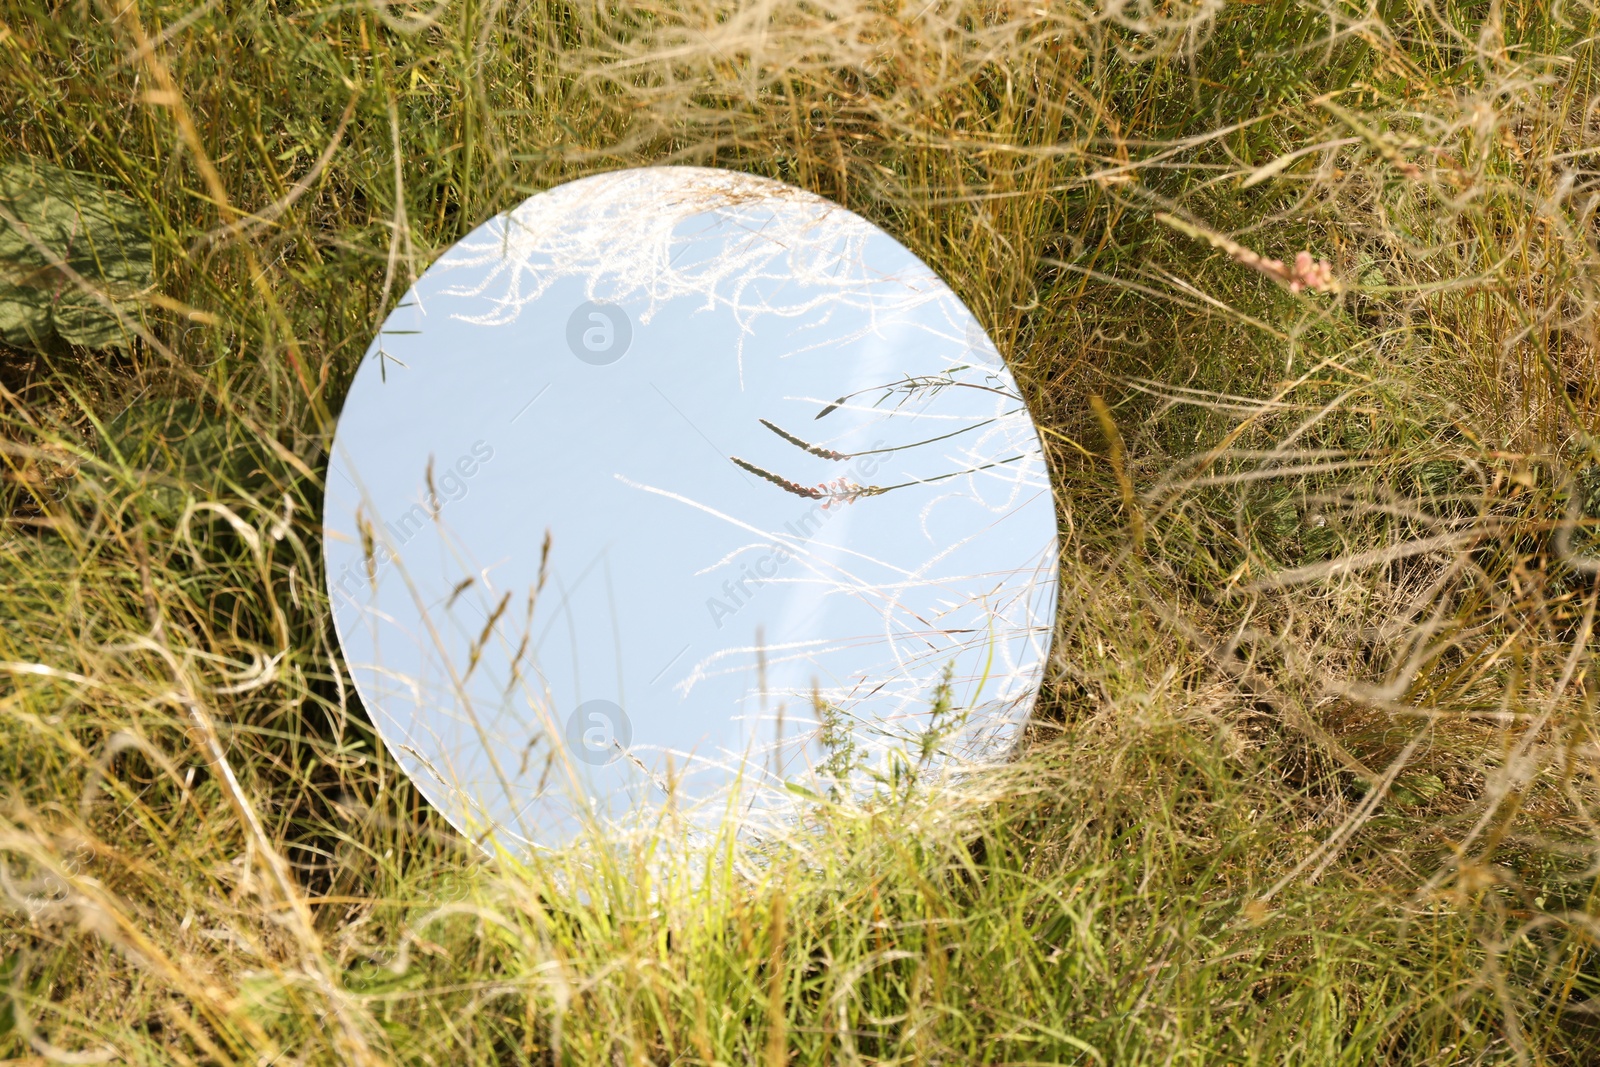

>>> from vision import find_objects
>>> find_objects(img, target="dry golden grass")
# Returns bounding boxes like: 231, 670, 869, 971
2, 0, 1600, 1062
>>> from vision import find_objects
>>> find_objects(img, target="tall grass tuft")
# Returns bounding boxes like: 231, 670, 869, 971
3, 0, 1600, 1062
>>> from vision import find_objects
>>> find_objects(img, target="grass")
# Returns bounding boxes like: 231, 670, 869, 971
3, 0, 1600, 1062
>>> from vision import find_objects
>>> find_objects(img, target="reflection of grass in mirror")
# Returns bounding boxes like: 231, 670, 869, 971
733, 398, 1035, 505
7, 0, 1600, 1061
814, 368, 1022, 419
732, 450, 1033, 505
732, 364, 1041, 507
728, 454, 884, 505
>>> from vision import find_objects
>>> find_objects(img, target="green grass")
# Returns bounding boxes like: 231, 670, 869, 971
3, 0, 1600, 1062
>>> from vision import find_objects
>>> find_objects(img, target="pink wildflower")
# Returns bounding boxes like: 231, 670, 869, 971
817, 477, 867, 509
1286, 250, 1336, 294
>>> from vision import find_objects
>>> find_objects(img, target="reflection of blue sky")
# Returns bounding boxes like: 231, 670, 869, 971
324, 168, 1057, 853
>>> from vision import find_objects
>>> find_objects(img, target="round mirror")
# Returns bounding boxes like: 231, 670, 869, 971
324, 167, 1058, 854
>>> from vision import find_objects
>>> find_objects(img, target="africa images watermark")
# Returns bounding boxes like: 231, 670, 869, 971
566, 300, 632, 365
565, 698, 632, 765
704, 445, 885, 630
329, 440, 496, 609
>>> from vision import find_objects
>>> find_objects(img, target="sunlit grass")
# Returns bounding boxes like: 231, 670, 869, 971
2, 0, 1600, 1062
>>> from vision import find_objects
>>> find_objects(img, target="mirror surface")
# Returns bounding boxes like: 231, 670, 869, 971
324, 167, 1058, 853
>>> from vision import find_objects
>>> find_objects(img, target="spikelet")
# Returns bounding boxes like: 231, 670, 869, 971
730, 457, 885, 506
759, 418, 849, 460
1155, 213, 1341, 294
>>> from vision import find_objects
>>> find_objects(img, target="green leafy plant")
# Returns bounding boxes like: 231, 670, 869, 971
0, 159, 152, 351
915, 660, 966, 768
813, 690, 860, 802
